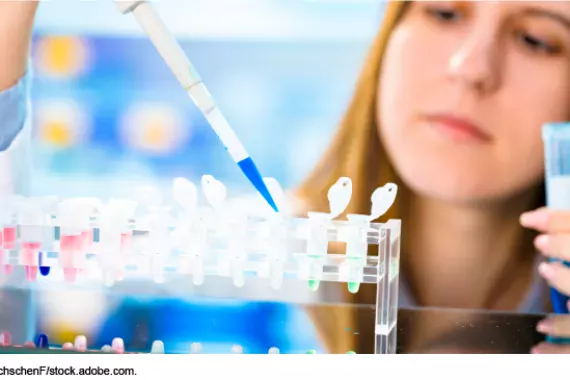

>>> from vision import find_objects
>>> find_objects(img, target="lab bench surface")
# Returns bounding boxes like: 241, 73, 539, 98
396, 307, 545, 354
0, 308, 548, 354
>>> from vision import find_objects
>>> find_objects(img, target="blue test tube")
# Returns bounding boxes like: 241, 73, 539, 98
542, 123, 570, 343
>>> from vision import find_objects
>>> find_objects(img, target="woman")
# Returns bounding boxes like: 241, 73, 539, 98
297, 1, 570, 353
0, 1, 38, 344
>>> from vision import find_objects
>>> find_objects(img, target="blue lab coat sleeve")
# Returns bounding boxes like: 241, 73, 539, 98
0, 67, 32, 196
0, 67, 34, 343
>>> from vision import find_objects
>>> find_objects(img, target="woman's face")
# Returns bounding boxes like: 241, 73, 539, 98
378, 1, 570, 205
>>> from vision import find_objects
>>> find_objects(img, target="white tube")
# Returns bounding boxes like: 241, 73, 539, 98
128, 2, 201, 90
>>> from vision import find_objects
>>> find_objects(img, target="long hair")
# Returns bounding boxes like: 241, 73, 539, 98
296, 2, 407, 220
295, 2, 408, 354
295, 1, 546, 353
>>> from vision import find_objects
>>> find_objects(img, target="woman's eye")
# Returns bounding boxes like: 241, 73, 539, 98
516, 31, 559, 54
425, 7, 462, 23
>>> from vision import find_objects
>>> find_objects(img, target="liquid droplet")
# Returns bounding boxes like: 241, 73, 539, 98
268, 347, 280, 354
346, 351, 356, 354
308, 279, 320, 291
306, 349, 317, 354
348, 282, 360, 293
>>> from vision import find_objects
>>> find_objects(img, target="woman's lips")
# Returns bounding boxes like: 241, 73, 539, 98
426, 114, 492, 143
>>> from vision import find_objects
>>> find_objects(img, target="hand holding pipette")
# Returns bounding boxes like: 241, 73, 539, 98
115, 0, 278, 212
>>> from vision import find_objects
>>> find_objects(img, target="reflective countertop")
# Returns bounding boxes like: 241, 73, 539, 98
0, 307, 548, 354
0, 284, 550, 354
396, 308, 546, 353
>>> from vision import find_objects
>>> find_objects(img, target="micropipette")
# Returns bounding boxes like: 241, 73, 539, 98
115, 0, 278, 212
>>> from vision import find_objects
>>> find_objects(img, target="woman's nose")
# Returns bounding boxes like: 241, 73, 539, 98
447, 31, 501, 94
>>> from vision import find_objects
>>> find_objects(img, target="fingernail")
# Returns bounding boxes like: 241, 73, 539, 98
539, 262, 556, 280
536, 319, 553, 334
535, 235, 550, 251
521, 209, 548, 227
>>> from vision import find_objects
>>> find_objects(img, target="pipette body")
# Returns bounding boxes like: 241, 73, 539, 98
115, 0, 278, 212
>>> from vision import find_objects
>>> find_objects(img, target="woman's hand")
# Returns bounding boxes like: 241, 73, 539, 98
520, 207, 570, 353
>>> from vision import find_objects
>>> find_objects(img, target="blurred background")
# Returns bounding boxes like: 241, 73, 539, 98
24, 0, 385, 353
30, 0, 384, 198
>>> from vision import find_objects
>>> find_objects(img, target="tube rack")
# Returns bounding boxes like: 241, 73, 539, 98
0, 175, 401, 354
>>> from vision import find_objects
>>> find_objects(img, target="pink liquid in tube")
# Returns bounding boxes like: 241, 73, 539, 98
81, 230, 93, 252
0, 231, 11, 275
60, 234, 81, 283
22, 242, 41, 282
3, 227, 16, 250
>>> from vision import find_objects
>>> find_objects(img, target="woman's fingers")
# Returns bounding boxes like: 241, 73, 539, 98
538, 261, 570, 295
532, 342, 570, 354
520, 207, 550, 232
537, 314, 570, 338
521, 208, 570, 234
535, 233, 570, 261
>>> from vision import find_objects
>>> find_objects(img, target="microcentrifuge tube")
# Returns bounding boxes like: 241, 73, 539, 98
270, 261, 284, 290
348, 282, 360, 294
35, 334, 49, 349
151, 340, 165, 354
101, 345, 112, 353
231, 345, 243, 354
111, 337, 124, 354
344, 214, 370, 294
74, 335, 87, 352
190, 342, 202, 354
192, 257, 205, 286
306, 213, 330, 292
0, 332, 11, 346
38, 252, 50, 276
308, 279, 320, 291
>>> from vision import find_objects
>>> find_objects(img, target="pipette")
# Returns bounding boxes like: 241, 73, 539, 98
115, 0, 278, 212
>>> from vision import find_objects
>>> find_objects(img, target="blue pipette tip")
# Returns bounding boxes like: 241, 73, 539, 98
35, 333, 49, 349
237, 157, 279, 212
